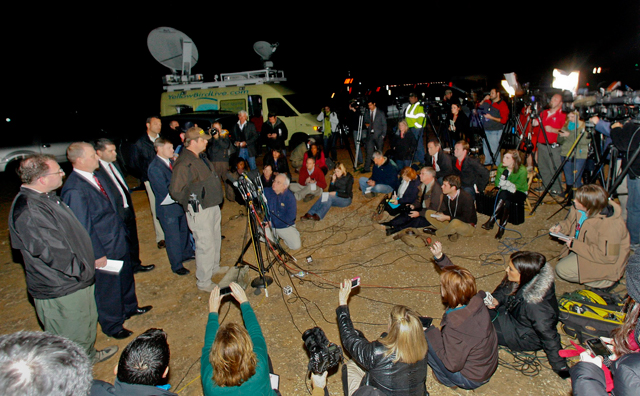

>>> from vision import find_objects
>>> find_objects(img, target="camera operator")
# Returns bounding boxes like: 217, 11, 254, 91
611, 120, 640, 251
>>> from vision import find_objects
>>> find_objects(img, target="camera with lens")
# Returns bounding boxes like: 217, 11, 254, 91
302, 327, 343, 374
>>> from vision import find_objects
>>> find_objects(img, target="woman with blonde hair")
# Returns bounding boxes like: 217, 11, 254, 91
201, 283, 276, 395
392, 120, 417, 170
337, 279, 429, 395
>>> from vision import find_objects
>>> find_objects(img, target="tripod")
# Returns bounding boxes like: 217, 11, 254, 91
530, 121, 589, 215
352, 109, 366, 171
234, 176, 295, 292
469, 110, 497, 167
333, 122, 355, 169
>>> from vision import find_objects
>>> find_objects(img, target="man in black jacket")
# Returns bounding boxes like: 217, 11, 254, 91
8, 154, 117, 363
611, 120, 640, 251
423, 174, 477, 240
261, 112, 289, 154
452, 140, 490, 200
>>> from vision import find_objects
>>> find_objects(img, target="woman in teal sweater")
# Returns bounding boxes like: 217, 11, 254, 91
202, 283, 276, 396
482, 149, 528, 239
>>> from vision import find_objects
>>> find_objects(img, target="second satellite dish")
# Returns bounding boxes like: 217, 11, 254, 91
147, 27, 199, 74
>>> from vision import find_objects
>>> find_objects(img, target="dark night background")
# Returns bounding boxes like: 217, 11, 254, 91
3, 4, 639, 138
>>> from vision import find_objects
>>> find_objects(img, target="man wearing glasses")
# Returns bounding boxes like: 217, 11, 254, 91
8, 154, 118, 364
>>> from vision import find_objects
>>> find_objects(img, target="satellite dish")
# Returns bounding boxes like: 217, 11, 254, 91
148, 27, 199, 75
253, 41, 279, 69
254, 41, 278, 61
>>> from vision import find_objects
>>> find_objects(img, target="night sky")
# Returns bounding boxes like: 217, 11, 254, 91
3, 3, 639, 135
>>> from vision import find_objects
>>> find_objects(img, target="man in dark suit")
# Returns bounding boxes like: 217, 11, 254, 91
147, 138, 194, 275
363, 99, 387, 172
425, 140, 454, 183
131, 116, 165, 249
94, 138, 155, 274
61, 142, 152, 340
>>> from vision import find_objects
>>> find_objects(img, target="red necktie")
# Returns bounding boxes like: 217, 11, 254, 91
93, 175, 109, 198
432, 156, 436, 168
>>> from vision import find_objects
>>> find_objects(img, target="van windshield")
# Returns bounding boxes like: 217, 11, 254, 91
283, 94, 316, 115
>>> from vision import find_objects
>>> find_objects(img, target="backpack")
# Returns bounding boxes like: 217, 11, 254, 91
558, 289, 626, 343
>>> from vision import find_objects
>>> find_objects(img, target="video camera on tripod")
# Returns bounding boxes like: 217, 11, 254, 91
562, 88, 640, 122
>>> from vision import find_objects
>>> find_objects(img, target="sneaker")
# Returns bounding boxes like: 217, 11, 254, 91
303, 194, 315, 202
198, 283, 217, 293
213, 266, 230, 276
448, 233, 459, 242
93, 345, 118, 364
364, 192, 374, 199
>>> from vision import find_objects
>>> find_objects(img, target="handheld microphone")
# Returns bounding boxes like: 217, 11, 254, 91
500, 169, 509, 181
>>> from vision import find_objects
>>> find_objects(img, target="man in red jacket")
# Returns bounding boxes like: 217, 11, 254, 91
289, 157, 327, 201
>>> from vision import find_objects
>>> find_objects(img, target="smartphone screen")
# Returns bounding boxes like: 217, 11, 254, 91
219, 286, 232, 296
351, 277, 361, 288
586, 338, 611, 357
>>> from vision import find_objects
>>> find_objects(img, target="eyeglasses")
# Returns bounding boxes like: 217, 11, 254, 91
42, 169, 65, 177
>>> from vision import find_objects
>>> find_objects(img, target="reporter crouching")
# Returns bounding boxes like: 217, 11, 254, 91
337, 279, 429, 396
424, 241, 498, 389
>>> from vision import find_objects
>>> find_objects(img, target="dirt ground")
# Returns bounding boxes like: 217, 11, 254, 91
0, 149, 611, 396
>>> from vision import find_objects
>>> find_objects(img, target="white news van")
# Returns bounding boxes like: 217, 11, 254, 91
160, 69, 319, 146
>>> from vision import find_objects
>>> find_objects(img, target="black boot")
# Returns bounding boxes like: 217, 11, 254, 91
386, 227, 401, 236
495, 206, 510, 239
482, 199, 505, 230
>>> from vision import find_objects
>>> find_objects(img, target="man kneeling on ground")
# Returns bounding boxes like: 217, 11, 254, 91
423, 174, 477, 241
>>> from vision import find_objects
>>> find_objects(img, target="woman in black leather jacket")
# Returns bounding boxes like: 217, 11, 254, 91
337, 279, 429, 396
487, 251, 570, 379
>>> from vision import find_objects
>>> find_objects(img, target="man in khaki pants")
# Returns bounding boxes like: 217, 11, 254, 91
170, 127, 228, 292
